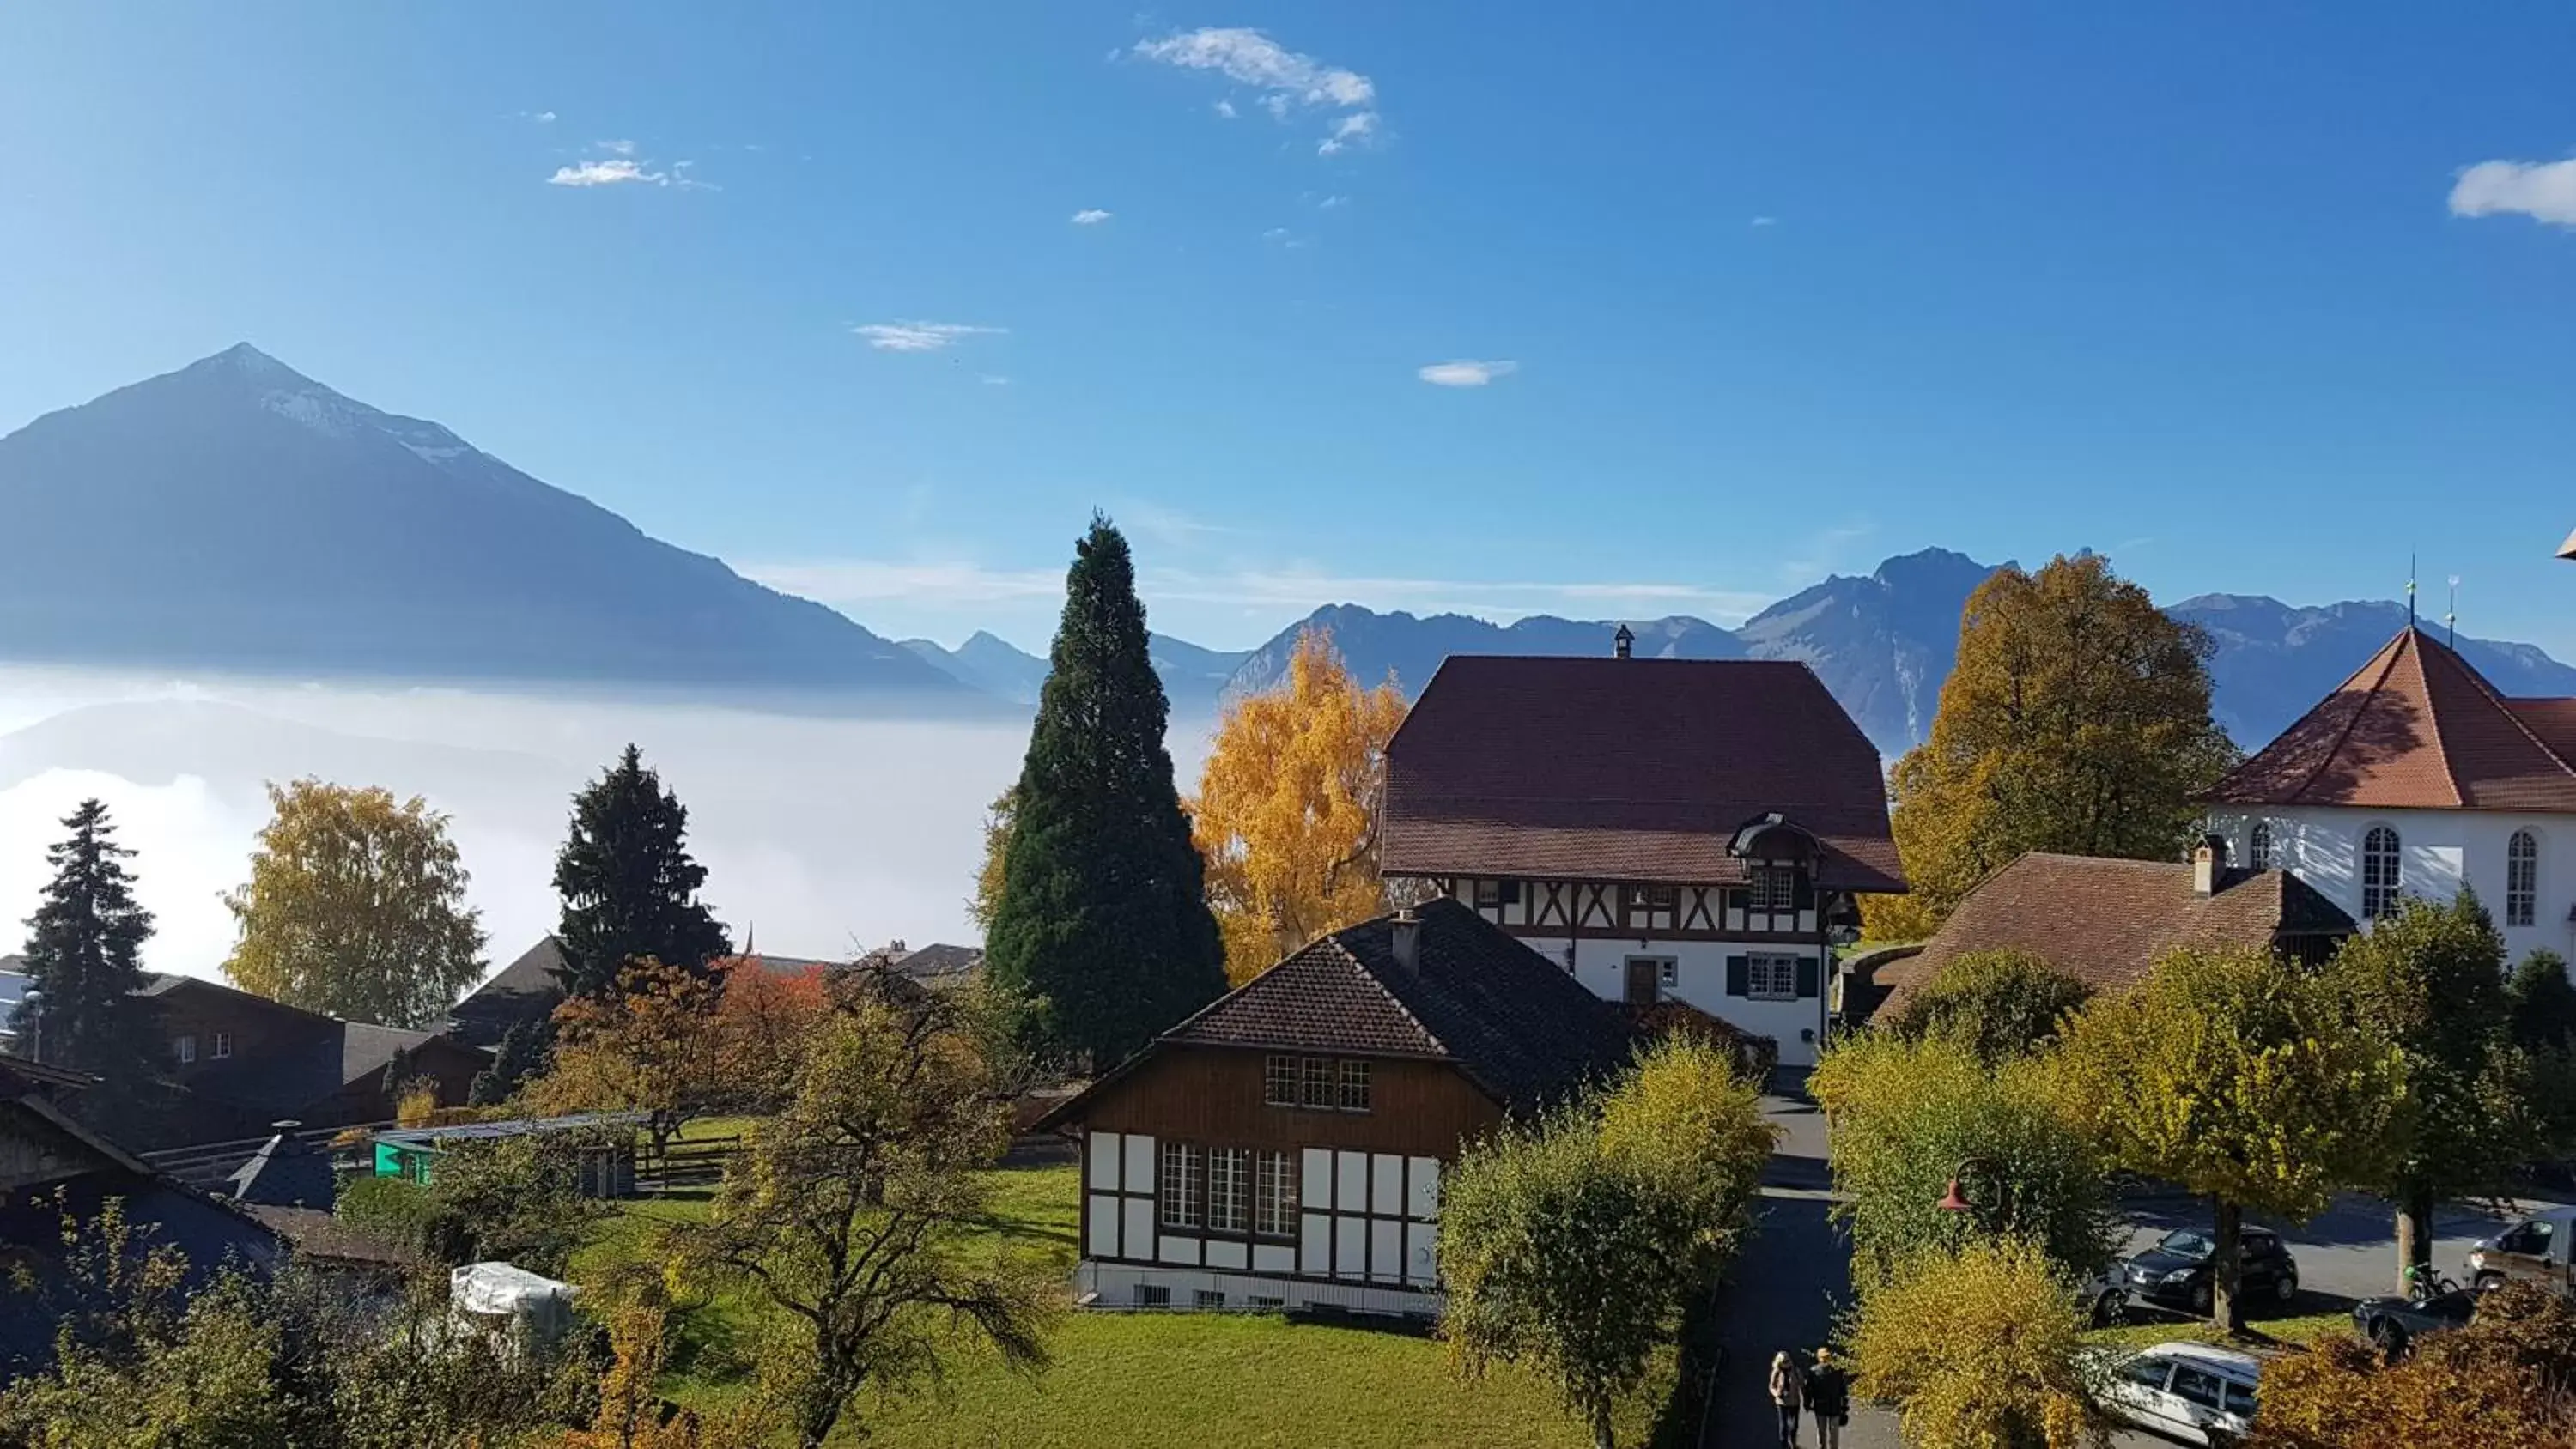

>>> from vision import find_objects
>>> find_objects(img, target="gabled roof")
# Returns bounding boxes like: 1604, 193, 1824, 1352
225, 1130, 335, 1209
2208, 627, 2576, 812
1041, 898, 1637, 1126
1876, 853, 2357, 1011
1381, 655, 1905, 891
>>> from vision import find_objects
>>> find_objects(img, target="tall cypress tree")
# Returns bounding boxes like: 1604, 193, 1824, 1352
987, 516, 1226, 1066
21, 799, 158, 1082
551, 744, 732, 999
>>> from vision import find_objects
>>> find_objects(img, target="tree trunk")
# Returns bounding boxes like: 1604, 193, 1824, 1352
2212, 1195, 2245, 1335
1590, 1398, 1616, 1449
2396, 1184, 2436, 1294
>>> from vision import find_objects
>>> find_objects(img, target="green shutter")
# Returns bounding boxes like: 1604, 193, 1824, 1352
1725, 955, 1749, 997
1795, 958, 1821, 998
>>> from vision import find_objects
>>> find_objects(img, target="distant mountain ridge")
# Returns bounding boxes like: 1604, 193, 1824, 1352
0, 344, 969, 701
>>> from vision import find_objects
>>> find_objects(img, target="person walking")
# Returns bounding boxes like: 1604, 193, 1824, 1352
1807, 1346, 1850, 1449
1768, 1349, 1807, 1449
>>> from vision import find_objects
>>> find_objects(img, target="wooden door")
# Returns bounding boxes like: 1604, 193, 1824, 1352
1623, 957, 1659, 1006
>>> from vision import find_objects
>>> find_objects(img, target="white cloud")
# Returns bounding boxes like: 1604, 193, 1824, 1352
1318, 194, 1351, 209
598, 138, 636, 155
548, 158, 669, 187
1133, 27, 1380, 156
2450, 156, 2576, 228
1750, 215, 1777, 227
978, 373, 1011, 386
1418, 360, 1518, 387
853, 321, 1009, 353
1071, 208, 1114, 225
524, 110, 557, 124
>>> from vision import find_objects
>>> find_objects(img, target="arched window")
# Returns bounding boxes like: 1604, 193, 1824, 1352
2508, 830, 2539, 929
2249, 821, 2275, 872
2362, 826, 2402, 919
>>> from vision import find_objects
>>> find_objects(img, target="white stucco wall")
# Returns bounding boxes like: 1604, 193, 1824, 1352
1521, 935, 1831, 1065
2209, 804, 2576, 967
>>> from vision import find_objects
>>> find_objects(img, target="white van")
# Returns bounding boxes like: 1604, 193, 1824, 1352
2098, 1342, 2258, 1446
2468, 1205, 2575, 1299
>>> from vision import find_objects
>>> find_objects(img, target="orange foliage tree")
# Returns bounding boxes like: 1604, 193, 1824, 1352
1190, 627, 1409, 984
529, 956, 726, 1157
713, 957, 831, 1108
2246, 1282, 2576, 1448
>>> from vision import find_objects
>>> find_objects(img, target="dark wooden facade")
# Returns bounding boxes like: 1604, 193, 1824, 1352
1074, 1043, 1503, 1156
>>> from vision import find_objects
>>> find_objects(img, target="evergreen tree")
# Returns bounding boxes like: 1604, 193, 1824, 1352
468, 1016, 553, 1106
551, 745, 731, 999
985, 516, 1226, 1066
21, 799, 158, 1082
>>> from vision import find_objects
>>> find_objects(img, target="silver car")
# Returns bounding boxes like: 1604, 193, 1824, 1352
2097, 1341, 2258, 1446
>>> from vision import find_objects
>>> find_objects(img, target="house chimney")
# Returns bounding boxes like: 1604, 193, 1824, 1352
2191, 834, 2224, 896
1613, 624, 1635, 660
1390, 907, 1420, 971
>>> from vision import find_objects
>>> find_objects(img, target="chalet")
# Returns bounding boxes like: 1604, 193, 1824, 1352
1034, 898, 1636, 1317
1378, 640, 1905, 1065
1868, 849, 2359, 1019
2204, 627, 2576, 971
137, 973, 490, 1143
447, 935, 973, 1046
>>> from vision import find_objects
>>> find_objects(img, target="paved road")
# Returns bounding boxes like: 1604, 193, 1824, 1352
1698, 1079, 2569, 1449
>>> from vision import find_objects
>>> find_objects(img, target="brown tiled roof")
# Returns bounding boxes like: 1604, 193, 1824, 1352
1041, 898, 1637, 1123
1381, 656, 1904, 892
1876, 853, 2356, 1012
2208, 627, 2576, 812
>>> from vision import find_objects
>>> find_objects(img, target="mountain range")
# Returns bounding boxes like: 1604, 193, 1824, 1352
9, 345, 2575, 759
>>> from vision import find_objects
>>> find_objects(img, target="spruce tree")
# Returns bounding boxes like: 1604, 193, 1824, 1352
986, 516, 1226, 1066
21, 799, 158, 1082
551, 744, 731, 999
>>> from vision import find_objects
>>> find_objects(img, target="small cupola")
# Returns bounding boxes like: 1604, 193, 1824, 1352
1613, 624, 1635, 659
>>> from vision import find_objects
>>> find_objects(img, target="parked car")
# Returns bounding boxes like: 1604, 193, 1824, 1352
2467, 1206, 2573, 1298
2122, 1227, 2299, 1316
2078, 1263, 2129, 1327
2351, 1284, 2478, 1358
2097, 1341, 2260, 1446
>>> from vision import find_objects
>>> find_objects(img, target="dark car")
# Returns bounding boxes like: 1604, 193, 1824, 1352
2352, 1287, 2477, 1358
2122, 1228, 2300, 1316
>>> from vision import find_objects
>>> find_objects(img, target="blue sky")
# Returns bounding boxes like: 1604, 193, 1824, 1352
3, 3, 2573, 656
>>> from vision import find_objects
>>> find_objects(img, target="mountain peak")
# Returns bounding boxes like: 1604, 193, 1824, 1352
191, 342, 309, 385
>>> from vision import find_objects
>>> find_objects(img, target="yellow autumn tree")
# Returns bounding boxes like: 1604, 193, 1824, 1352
1191, 628, 1408, 984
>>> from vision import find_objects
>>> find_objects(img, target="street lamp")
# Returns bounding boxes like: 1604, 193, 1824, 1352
1936, 1155, 2013, 1232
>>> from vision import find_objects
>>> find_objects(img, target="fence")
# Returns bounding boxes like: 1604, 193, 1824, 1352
639, 1135, 741, 1192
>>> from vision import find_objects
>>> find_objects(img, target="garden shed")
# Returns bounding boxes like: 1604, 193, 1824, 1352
370, 1112, 643, 1198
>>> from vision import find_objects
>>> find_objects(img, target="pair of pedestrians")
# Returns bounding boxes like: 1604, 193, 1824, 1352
1767, 1347, 1850, 1449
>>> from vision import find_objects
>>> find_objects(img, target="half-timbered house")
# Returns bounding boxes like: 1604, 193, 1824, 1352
1378, 640, 1905, 1064
1034, 898, 1635, 1317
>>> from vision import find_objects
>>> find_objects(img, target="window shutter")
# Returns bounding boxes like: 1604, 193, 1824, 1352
1725, 955, 1749, 997
1792, 871, 1815, 911
1795, 957, 1821, 998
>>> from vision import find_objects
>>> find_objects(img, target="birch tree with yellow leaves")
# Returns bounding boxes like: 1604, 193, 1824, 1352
1191, 628, 1410, 984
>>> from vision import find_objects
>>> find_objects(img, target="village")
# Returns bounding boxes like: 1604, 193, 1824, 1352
4, 511, 2574, 1449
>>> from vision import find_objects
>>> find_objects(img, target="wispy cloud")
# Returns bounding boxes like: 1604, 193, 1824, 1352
1318, 194, 1351, 209
1749, 215, 1777, 227
1418, 360, 1517, 387
1070, 208, 1114, 225
853, 321, 1009, 353
519, 110, 557, 124
548, 158, 668, 188
2450, 155, 2576, 227
598, 138, 636, 156
978, 373, 1012, 386
1133, 27, 1380, 157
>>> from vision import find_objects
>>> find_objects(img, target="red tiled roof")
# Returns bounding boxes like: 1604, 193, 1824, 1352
1875, 853, 2356, 1011
1381, 656, 1904, 892
2208, 627, 2576, 812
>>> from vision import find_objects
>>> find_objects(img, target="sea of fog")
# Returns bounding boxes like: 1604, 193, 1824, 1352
0, 665, 1220, 986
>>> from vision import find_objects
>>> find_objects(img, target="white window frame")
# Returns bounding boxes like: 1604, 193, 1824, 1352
1207, 1148, 1249, 1233
1657, 958, 1679, 988
1747, 954, 1800, 1001
1751, 868, 1797, 912
210, 1031, 234, 1060
2362, 825, 2402, 919
1158, 1142, 1203, 1228
1253, 1150, 1297, 1238
175, 1034, 197, 1065
2247, 820, 2274, 872
2508, 829, 2539, 929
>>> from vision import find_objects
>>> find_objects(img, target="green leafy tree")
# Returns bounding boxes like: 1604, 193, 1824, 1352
1882, 949, 2095, 1067
2329, 892, 2544, 1288
1847, 1236, 2110, 1449
671, 969, 1056, 1449
220, 779, 488, 1028
1867, 554, 2239, 938
2507, 949, 2576, 1053
983, 517, 1225, 1065
553, 743, 732, 1000
1812, 1032, 2120, 1291
1441, 1042, 1771, 1449
468, 1016, 552, 1106
2052, 944, 2409, 1332
19, 799, 159, 1092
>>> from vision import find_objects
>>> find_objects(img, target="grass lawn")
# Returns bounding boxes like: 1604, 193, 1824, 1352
578, 1163, 1675, 1448
2082, 1307, 2351, 1355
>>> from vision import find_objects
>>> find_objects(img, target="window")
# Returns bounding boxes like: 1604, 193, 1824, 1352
1624, 883, 1677, 914
1300, 1057, 1336, 1109
1472, 878, 1520, 909
1747, 955, 1800, 1001
175, 1034, 197, 1064
2171, 1367, 2227, 1413
2224, 1380, 2258, 1417
2121, 1358, 2172, 1391
1254, 1150, 1297, 1237
1751, 868, 1798, 912
1657, 959, 1678, 988
2509, 830, 2539, 928
1194, 1290, 1227, 1310
210, 1031, 233, 1060
1133, 1284, 1170, 1309
1207, 1148, 1249, 1232
1249, 1294, 1285, 1309
2248, 820, 2274, 871
1264, 1055, 1298, 1106
1158, 1142, 1203, 1228
2363, 826, 2402, 919
1337, 1059, 1372, 1113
